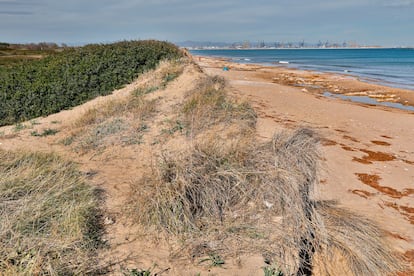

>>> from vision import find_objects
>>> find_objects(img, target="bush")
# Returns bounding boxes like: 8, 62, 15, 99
0, 40, 182, 126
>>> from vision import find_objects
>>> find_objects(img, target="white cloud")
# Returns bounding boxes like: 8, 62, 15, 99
0, 0, 413, 45
376, 0, 414, 7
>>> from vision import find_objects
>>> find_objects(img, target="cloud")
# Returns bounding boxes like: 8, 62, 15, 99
0, 10, 32, 15
0, 0, 37, 5
0, 0, 41, 15
377, 0, 414, 7
0, 0, 413, 46
0, 0, 48, 13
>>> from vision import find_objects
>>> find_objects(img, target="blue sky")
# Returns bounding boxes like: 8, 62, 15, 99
1, 0, 413, 46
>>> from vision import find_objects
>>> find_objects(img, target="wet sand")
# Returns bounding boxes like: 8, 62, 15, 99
196, 56, 414, 108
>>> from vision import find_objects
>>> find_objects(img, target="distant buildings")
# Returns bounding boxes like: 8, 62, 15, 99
178, 40, 383, 50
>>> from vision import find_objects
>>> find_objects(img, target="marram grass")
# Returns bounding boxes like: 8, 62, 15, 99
0, 150, 102, 275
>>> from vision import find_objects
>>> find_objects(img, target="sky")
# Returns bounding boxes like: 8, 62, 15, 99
1, 0, 414, 46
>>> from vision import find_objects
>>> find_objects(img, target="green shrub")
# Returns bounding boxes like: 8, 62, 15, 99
0, 40, 182, 126
30, 128, 59, 137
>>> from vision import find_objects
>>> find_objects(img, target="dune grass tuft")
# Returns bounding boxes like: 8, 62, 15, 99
75, 95, 156, 129
67, 93, 156, 153
130, 126, 402, 275
131, 133, 257, 234
182, 75, 256, 133
0, 150, 102, 275
314, 202, 404, 275
132, 59, 185, 96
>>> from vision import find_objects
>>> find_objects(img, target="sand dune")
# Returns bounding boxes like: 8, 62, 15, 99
1, 56, 413, 274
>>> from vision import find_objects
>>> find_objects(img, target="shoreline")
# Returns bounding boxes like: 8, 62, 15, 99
188, 47, 414, 50
194, 55, 414, 112
190, 48, 414, 93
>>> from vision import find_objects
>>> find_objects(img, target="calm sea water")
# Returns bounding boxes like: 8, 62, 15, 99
190, 48, 414, 90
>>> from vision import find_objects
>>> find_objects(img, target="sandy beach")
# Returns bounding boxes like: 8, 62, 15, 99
1, 54, 413, 274
195, 55, 414, 271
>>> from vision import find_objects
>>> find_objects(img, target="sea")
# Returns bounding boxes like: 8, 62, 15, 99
190, 48, 414, 91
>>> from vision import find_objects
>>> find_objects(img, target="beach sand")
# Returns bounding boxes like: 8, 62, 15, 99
195, 56, 414, 272
1, 55, 413, 274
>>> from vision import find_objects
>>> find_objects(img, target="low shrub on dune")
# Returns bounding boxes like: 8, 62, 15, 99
0, 40, 182, 126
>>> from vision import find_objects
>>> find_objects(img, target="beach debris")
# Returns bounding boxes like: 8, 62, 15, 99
264, 200, 274, 209
104, 217, 115, 225
223, 66, 229, 71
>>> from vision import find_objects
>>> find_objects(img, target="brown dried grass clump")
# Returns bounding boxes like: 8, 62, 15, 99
130, 128, 403, 275
74, 93, 156, 128
132, 133, 257, 234
0, 150, 102, 275
132, 59, 186, 96
314, 202, 402, 275
65, 92, 157, 152
182, 75, 256, 133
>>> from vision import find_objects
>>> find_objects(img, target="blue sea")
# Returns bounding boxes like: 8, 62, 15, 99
190, 48, 414, 90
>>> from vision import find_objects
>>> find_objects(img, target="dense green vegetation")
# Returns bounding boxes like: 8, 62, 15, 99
0, 42, 61, 67
0, 40, 182, 126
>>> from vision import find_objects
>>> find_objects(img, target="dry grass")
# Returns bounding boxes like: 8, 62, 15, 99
66, 60, 187, 153
74, 95, 156, 128
0, 150, 102, 275
131, 133, 257, 234
130, 127, 402, 275
314, 202, 402, 275
132, 59, 185, 96
127, 72, 402, 275
66, 94, 156, 153
181, 75, 256, 134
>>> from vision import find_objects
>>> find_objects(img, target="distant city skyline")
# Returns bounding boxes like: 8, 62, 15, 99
1, 0, 414, 47
177, 40, 381, 49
